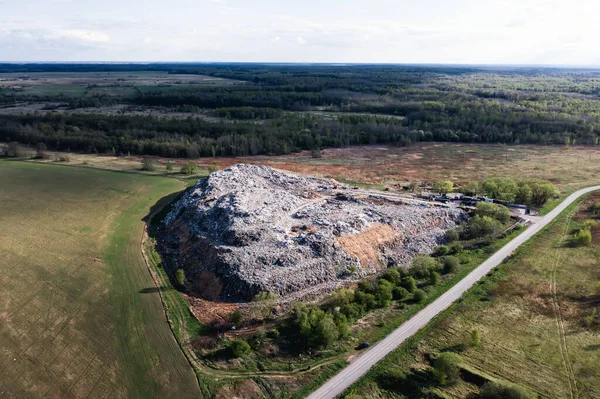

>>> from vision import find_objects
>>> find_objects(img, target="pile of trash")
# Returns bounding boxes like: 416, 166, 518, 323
159, 164, 466, 301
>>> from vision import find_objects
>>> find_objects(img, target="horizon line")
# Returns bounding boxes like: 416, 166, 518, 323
1, 61, 600, 69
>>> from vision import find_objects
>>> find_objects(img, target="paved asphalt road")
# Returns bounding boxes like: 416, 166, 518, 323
307, 185, 600, 399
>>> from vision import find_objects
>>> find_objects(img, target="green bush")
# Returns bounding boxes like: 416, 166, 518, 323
393, 286, 409, 300
464, 215, 502, 239
529, 181, 558, 206
175, 268, 185, 287
480, 381, 535, 399
355, 291, 377, 310
230, 310, 243, 326
375, 279, 394, 307
229, 339, 251, 358
574, 228, 592, 246
411, 255, 439, 278
401, 276, 417, 293
381, 268, 402, 285
462, 181, 480, 196
315, 314, 340, 347
445, 229, 459, 243
140, 157, 156, 171
180, 162, 199, 175
471, 328, 481, 347
448, 242, 463, 254
208, 162, 219, 173
475, 202, 511, 223
413, 289, 427, 303
583, 219, 598, 230
433, 245, 449, 257
433, 180, 454, 194
515, 182, 532, 204
482, 178, 518, 203
429, 271, 441, 285
432, 352, 462, 385
358, 280, 376, 293
379, 368, 408, 391
443, 256, 460, 274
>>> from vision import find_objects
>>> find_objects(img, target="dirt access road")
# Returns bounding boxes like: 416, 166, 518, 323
307, 184, 600, 399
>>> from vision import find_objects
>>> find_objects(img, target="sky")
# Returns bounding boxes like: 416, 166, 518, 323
1, 0, 599, 65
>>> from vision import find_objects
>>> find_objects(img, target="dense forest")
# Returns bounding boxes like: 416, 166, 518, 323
1, 64, 600, 157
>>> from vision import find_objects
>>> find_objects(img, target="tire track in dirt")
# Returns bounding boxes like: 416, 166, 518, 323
550, 208, 578, 399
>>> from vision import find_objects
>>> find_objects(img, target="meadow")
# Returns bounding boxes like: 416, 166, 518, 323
0, 161, 200, 398
343, 193, 600, 398
25, 142, 600, 195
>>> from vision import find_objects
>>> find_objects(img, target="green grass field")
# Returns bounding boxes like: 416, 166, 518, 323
343, 195, 600, 399
0, 161, 200, 398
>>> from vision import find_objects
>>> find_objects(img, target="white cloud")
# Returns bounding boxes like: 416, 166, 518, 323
0, 0, 600, 64
53, 29, 110, 43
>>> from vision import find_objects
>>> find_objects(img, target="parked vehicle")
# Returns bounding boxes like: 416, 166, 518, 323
356, 342, 370, 350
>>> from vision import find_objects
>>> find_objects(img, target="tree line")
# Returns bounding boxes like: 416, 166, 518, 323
2, 64, 600, 156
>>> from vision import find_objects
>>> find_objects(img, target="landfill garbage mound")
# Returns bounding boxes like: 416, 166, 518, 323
158, 164, 466, 302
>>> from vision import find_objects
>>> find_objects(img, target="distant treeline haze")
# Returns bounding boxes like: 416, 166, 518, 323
1, 64, 599, 157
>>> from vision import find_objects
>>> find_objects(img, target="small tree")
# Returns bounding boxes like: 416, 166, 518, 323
35, 143, 48, 159
230, 310, 243, 326
574, 229, 592, 247
165, 161, 173, 172
429, 271, 441, 286
252, 291, 278, 320
583, 219, 598, 230
432, 352, 462, 385
433, 180, 454, 194
381, 268, 402, 285
141, 157, 156, 171
208, 162, 219, 174
175, 269, 185, 287
401, 276, 417, 293
375, 279, 394, 307
6, 142, 21, 157
314, 314, 339, 347
462, 181, 480, 196
433, 245, 449, 257
516, 183, 532, 204
379, 368, 409, 391
411, 255, 438, 278
229, 339, 251, 358
181, 162, 198, 175
480, 381, 535, 399
413, 289, 427, 303
471, 328, 481, 347
445, 229, 459, 243
465, 215, 502, 239
443, 256, 460, 274
393, 286, 409, 300
529, 181, 558, 206
475, 202, 511, 223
